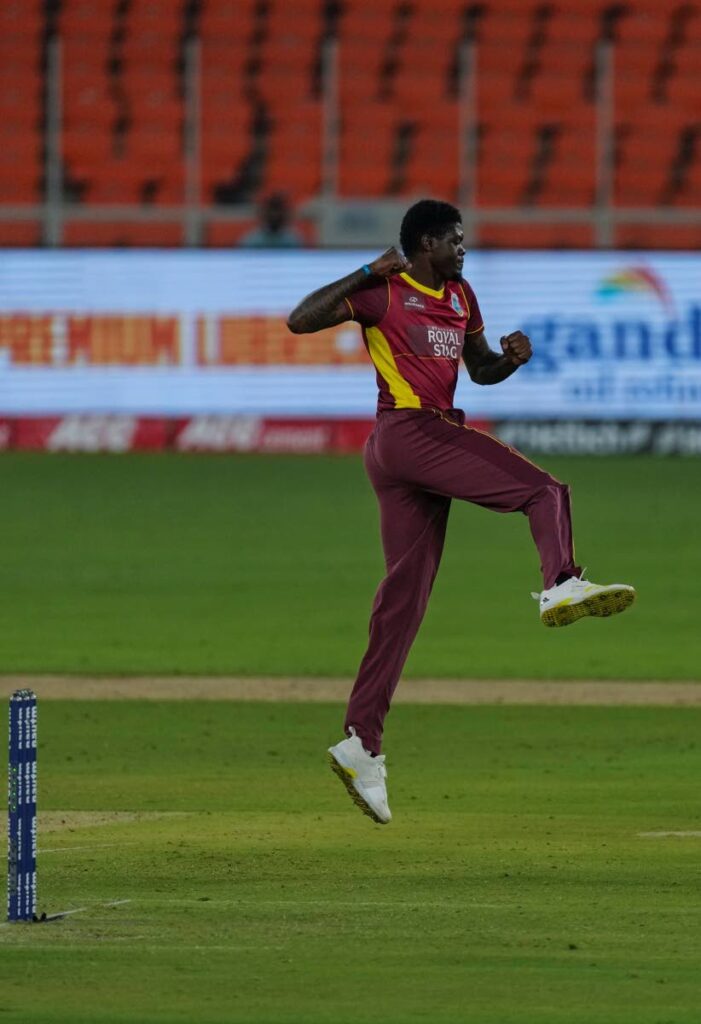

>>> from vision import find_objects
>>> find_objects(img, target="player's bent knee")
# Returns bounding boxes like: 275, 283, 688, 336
525, 477, 570, 510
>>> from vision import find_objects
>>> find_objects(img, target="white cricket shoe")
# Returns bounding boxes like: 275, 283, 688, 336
327, 727, 391, 824
532, 573, 636, 628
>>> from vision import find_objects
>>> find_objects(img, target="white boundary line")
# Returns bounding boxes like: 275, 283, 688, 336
638, 830, 701, 838
0, 899, 132, 928
39, 842, 141, 854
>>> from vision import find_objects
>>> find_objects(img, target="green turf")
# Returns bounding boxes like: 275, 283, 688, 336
1, 700, 700, 1023
0, 452, 698, 678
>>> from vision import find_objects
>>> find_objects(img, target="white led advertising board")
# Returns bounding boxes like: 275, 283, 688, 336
0, 250, 699, 418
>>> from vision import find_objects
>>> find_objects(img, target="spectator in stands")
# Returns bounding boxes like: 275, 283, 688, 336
238, 193, 304, 248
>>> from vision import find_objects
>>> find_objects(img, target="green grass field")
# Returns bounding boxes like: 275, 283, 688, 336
1, 700, 700, 1023
1, 453, 699, 1021
0, 452, 699, 679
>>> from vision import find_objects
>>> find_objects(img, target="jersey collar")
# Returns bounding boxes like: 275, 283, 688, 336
399, 272, 445, 299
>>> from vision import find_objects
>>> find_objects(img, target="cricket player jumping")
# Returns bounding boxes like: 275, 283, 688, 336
287, 199, 635, 825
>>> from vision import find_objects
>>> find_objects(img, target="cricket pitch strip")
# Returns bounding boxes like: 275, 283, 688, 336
1, 676, 701, 705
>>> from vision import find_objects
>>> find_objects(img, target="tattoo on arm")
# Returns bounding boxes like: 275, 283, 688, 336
462, 331, 518, 385
287, 269, 367, 334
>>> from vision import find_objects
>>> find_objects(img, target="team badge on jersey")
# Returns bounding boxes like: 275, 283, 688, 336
450, 292, 465, 317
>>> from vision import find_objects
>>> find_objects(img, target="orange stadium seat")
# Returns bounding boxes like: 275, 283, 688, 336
614, 10, 669, 89
204, 218, 259, 248
477, 105, 544, 173
62, 72, 112, 112
530, 115, 598, 206
338, 104, 397, 196
0, 169, 42, 204
262, 160, 321, 202
125, 130, 183, 169
477, 77, 520, 113
339, 48, 387, 103
403, 156, 459, 204
479, 223, 595, 248
199, 62, 255, 199
63, 222, 184, 247
125, 4, 182, 35
0, 124, 42, 184
544, 9, 600, 44
391, 59, 454, 107
200, 81, 249, 127
340, 1, 394, 27
673, 157, 701, 206
265, 10, 321, 42
0, 28, 41, 197
262, 103, 323, 198
200, 37, 249, 71
0, 24, 42, 42
615, 108, 688, 204
60, 0, 112, 21
615, 224, 701, 250
201, 134, 250, 171
478, 171, 532, 207
0, 0, 42, 16
0, 79, 41, 125
1, 0, 699, 249
0, 222, 42, 246
477, 8, 534, 49
201, 102, 252, 146
537, 165, 597, 207
0, 39, 41, 74
614, 75, 656, 112
121, 43, 181, 76
521, 84, 590, 120
615, 169, 668, 206
59, 13, 113, 37
61, 20, 111, 50
81, 171, 154, 205
405, 4, 464, 38
662, 73, 701, 113
200, 5, 257, 41
256, 68, 317, 106
156, 168, 186, 204
62, 129, 115, 177
62, 78, 115, 121
339, 164, 392, 199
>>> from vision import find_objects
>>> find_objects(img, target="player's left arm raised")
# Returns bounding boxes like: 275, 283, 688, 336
462, 329, 532, 385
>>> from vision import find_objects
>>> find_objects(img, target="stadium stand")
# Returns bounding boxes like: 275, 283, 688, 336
0, 0, 43, 212
0, 0, 700, 247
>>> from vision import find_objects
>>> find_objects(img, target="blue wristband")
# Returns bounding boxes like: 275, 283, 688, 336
361, 264, 372, 276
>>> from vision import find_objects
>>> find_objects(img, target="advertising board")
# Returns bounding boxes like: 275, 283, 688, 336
1, 250, 699, 420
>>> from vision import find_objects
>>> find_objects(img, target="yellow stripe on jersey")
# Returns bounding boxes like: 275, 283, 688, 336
399, 272, 445, 299
365, 326, 421, 409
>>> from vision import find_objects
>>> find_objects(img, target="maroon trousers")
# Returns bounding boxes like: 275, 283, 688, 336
344, 409, 580, 753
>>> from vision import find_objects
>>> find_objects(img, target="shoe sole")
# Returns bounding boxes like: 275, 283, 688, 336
327, 752, 388, 825
542, 587, 636, 628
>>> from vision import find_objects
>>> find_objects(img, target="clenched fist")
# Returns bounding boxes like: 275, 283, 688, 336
369, 246, 412, 278
500, 330, 532, 366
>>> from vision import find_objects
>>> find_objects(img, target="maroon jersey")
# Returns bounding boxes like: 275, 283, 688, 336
345, 271, 484, 413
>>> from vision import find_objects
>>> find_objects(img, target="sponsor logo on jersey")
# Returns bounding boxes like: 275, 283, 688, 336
427, 326, 461, 359
404, 294, 426, 311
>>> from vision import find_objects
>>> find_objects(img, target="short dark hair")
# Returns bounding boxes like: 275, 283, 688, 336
399, 199, 462, 258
